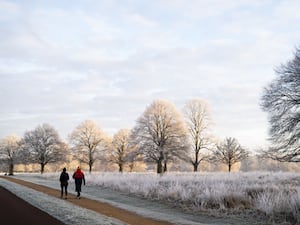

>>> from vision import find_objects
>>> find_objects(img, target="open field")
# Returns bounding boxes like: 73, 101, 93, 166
4, 172, 300, 225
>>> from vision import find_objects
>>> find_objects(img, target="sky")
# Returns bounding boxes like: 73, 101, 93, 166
1, 0, 300, 150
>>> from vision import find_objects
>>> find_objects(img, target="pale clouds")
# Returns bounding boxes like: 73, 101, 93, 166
0, 0, 299, 150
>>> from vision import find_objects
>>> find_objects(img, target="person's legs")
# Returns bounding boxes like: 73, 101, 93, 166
60, 184, 63, 198
64, 184, 68, 199
77, 185, 81, 198
78, 185, 81, 198
75, 180, 82, 198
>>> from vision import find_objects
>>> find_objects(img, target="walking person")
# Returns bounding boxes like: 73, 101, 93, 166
59, 167, 69, 199
72, 166, 85, 199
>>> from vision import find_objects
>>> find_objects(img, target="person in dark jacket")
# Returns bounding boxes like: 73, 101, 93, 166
59, 167, 69, 199
72, 166, 85, 198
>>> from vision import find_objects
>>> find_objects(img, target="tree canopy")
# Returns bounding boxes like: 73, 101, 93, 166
0, 135, 22, 175
212, 137, 248, 172
110, 128, 137, 172
69, 120, 108, 173
132, 99, 189, 173
23, 123, 67, 173
183, 99, 212, 171
261, 47, 300, 162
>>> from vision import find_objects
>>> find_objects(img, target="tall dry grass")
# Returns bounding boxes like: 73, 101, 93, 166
85, 172, 300, 224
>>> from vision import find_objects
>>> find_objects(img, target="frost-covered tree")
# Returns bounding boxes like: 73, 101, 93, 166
23, 123, 67, 173
261, 47, 300, 162
0, 135, 22, 175
212, 137, 248, 172
183, 99, 213, 172
69, 120, 108, 173
110, 128, 138, 172
131, 99, 189, 174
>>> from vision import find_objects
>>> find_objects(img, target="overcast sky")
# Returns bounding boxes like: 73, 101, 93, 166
1, 0, 299, 150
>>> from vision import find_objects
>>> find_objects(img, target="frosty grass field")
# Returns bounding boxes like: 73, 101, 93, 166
2, 172, 300, 225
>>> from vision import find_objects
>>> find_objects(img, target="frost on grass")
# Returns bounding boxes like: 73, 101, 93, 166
26, 172, 300, 225
83, 172, 300, 224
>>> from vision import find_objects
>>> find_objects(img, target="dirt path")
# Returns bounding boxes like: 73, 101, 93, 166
1, 176, 174, 225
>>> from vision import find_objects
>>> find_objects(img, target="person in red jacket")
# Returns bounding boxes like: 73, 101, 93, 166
72, 166, 85, 198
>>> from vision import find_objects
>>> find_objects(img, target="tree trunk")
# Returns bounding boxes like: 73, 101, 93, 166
193, 163, 198, 172
8, 163, 14, 176
194, 151, 199, 172
163, 161, 167, 172
157, 151, 164, 174
89, 159, 93, 173
129, 162, 134, 172
119, 163, 123, 172
228, 163, 231, 172
40, 163, 45, 174
157, 159, 163, 174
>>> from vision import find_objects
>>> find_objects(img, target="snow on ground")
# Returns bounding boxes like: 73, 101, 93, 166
3, 172, 299, 225
81, 171, 300, 220
0, 178, 127, 225
9, 173, 218, 225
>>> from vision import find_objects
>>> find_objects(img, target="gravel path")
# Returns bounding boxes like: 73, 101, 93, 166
1, 175, 266, 225
1, 176, 175, 225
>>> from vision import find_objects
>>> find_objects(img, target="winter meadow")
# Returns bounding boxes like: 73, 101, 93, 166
13, 171, 299, 225
86, 172, 300, 222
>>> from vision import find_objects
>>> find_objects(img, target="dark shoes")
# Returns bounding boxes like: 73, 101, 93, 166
61, 194, 68, 199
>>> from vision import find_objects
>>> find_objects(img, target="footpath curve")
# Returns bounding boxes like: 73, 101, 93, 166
1, 176, 174, 225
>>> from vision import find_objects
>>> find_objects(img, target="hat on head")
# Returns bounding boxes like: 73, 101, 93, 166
63, 167, 66, 172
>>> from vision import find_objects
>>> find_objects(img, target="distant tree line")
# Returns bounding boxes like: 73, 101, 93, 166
2, 46, 300, 174
0, 98, 250, 175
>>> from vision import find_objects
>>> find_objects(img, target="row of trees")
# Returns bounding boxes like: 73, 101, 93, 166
2, 45, 299, 174
0, 99, 249, 175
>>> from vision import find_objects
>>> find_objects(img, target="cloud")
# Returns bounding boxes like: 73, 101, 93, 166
124, 12, 157, 27
0, 0, 298, 150
0, 0, 20, 18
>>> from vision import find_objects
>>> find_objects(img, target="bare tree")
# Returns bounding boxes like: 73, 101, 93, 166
212, 137, 248, 172
110, 128, 138, 172
126, 150, 143, 172
23, 123, 67, 174
69, 120, 108, 173
183, 99, 213, 171
0, 135, 22, 175
261, 47, 300, 162
131, 99, 189, 174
